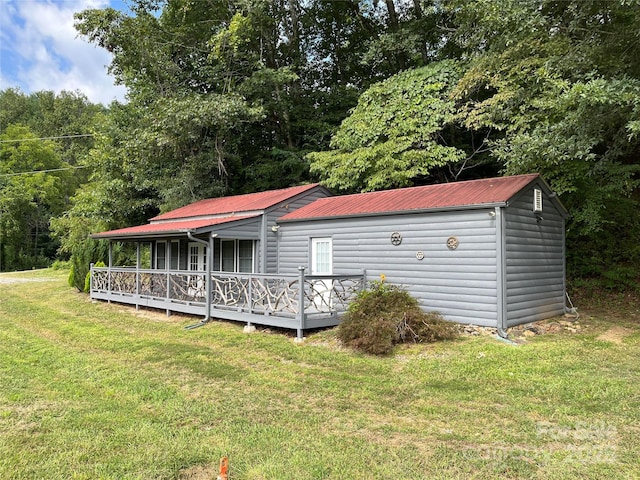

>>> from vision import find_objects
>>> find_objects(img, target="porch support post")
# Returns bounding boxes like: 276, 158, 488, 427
136, 242, 140, 310
296, 266, 306, 340
107, 241, 112, 303
207, 234, 213, 321
166, 269, 171, 317
260, 214, 268, 273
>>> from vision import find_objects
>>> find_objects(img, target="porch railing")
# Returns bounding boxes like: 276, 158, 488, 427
90, 266, 365, 334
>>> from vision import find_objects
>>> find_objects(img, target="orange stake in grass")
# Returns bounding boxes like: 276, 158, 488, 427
216, 457, 229, 480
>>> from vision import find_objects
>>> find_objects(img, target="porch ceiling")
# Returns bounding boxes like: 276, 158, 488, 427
91, 215, 260, 240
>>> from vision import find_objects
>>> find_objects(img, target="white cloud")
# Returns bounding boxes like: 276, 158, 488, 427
0, 0, 128, 105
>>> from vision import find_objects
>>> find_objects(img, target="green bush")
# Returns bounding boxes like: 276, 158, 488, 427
338, 281, 458, 355
51, 260, 71, 271
68, 264, 76, 288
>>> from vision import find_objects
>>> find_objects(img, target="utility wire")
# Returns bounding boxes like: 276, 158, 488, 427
0, 134, 94, 143
0, 166, 87, 177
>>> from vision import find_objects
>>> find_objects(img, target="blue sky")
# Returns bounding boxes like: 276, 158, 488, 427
0, 0, 131, 105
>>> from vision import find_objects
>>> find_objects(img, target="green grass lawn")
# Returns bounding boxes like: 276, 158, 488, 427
1, 269, 639, 479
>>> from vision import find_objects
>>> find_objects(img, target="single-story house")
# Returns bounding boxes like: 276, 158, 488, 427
91, 173, 568, 338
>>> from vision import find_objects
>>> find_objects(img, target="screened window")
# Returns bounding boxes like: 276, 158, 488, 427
170, 240, 180, 270
215, 239, 255, 273
238, 240, 254, 273
221, 240, 235, 272
156, 242, 166, 270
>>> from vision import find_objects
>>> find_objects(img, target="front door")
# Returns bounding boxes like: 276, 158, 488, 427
311, 237, 332, 310
188, 242, 206, 297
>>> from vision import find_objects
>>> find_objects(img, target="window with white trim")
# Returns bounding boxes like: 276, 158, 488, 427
215, 239, 255, 273
311, 237, 332, 275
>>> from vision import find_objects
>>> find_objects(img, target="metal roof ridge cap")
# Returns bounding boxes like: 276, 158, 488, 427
150, 183, 322, 221
149, 211, 263, 224
277, 202, 507, 222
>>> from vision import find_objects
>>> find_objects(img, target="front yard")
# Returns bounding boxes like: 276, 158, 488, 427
0, 269, 638, 479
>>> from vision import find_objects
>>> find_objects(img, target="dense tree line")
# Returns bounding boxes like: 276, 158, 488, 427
1, 0, 638, 289
0, 90, 103, 271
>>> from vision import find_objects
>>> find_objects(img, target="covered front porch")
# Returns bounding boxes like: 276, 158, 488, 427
88, 184, 362, 338
90, 266, 365, 338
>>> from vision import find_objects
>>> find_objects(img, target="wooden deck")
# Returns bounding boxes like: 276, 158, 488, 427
90, 267, 365, 338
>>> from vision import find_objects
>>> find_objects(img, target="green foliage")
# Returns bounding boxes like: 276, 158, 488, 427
61, 225, 113, 294
338, 281, 457, 355
449, 0, 640, 288
52, 206, 112, 292
50, 260, 70, 271
67, 264, 75, 288
0, 125, 76, 271
309, 61, 468, 192
0, 90, 103, 272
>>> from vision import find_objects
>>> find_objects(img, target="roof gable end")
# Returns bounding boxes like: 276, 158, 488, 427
151, 183, 324, 221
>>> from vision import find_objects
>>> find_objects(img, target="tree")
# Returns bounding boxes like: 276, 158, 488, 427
448, 0, 640, 286
73, 1, 459, 201
0, 125, 75, 271
0, 89, 104, 163
308, 60, 492, 192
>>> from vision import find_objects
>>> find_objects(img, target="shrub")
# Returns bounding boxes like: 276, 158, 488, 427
51, 260, 71, 271
338, 281, 457, 355
68, 264, 76, 288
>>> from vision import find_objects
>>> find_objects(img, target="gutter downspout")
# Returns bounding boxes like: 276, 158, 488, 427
187, 231, 212, 324
494, 206, 510, 340
494, 207, 518, 345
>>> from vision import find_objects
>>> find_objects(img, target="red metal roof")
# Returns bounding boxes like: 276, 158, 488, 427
151, 183, 322, 221
92, 215, 258, 239
278, 174, 540, 221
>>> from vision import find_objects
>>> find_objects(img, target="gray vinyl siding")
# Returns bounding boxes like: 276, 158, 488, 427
264, 188, 331, 273
279, 209, 500, 326
212, 217, 261, 239
504, 184, 566, 326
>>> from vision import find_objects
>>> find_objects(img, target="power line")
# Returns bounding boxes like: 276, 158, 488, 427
0, 134, 94, 144
0, 166, 87, 177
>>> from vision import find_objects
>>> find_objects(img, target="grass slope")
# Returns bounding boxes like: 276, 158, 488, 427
0, 269, 639, 479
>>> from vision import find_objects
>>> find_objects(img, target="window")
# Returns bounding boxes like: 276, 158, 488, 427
156, 242, 166, 270
214, 239, 255, 273
238, 240, 254, 273
170, 240, 180, 270
311, 237, 332, 275
221, 240, 235, 272
311, 237, 333, 310
533, 188, 543, 213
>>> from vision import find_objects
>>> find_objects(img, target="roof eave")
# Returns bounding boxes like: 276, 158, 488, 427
277, 202, 507, 223
90, 229, 198, 240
